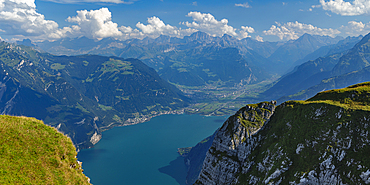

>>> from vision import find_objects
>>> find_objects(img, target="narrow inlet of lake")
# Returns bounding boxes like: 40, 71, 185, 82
78, 114, 228, 185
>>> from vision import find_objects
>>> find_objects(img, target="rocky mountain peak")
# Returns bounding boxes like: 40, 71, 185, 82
185, 31, 213, 42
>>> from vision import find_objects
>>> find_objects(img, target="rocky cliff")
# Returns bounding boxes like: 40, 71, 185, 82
180, 130, 218, 185
195, 82, 370, 184
196, 101, 276, 184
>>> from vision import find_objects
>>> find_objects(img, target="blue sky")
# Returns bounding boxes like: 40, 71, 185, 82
1, 0, 370, 42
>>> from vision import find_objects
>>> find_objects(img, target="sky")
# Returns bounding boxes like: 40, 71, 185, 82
0, 0, 370, 42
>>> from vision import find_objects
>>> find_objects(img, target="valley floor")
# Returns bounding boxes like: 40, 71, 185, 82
177, 79, 277, 116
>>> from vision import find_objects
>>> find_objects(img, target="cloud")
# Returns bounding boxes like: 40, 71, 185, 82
0, 0, 73, 41
181, 12, 239, 37
241, 26, 254, 33
136, 16, 195, 38
192, 1, 197, 6
255, 35, 263, 42
309, 4, 322, 11
67, 8, 123, 39
320, 0, 370, 16
263, 21, 340, 40
235, 2, 250, 8
43, 0, 135, 4
0, 5, 251, 42
66, 10, 253, 40
340, 21, 370, 36
66, 8, 196, 40
239, 26, 254, 38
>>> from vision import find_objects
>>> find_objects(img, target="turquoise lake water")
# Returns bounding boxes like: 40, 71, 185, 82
77, 114, 228, 185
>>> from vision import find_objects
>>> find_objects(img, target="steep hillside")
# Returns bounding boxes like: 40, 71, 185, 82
0, 41, 188, 149
271, 32, 370, 102
159, 47, 262, 87
267, 33, 343, 74
0, 115, 90, 184
195, 82, 370, 184
179, 130, 218, 185
279, 66, 370, 103
263, 53, 342, 99
291, 35, 363, 67
332, 33, 370, 76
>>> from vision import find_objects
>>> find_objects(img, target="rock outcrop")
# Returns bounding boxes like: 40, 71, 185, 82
196, 101, 276, 184
195, 82, 370, 184
182, 130, 218, 185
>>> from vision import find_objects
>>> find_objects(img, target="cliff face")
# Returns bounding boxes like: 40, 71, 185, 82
182, 130, 218, 185
196, 101, 276, 184
195, 82, 370, 184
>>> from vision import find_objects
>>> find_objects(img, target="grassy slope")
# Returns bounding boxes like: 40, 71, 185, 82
240, 82, 370, 183
0, 115, 90, 184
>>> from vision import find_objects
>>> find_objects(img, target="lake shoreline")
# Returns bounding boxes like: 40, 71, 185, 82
77, 114, 228, 185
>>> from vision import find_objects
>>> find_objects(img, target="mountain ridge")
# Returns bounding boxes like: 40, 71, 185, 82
20, 32, 346, 86
0, 41, 188, 149
193, 82, 370, 184
263, 34, 364, 101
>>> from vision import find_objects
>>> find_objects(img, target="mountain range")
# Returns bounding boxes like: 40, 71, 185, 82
263, 35, 363, 100
0, 41, 188, 149
18, 31, 345, 88
265, 33, 370, 103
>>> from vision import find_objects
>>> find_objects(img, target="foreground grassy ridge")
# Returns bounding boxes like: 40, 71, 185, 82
0, 115, 90, 185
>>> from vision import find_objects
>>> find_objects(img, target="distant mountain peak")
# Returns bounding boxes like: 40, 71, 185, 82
154, 35, 171, 43
221, 34, 233, 39
185, 31, 212, 42
331, 32, 370, 76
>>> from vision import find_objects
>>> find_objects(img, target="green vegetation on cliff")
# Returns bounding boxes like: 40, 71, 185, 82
241, 82, 370, 184
0, 115, 90, 184
195, 82, 370, 184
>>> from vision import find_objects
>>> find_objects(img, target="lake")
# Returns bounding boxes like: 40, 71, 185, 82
77, 114, 228, 185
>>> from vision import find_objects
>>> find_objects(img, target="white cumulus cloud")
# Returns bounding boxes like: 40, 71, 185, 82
137, 17, 179, 36
263, 21, 340, 40
0, 0, 73, 40
239, 26, 254, 38
66, 8, 197, 40
133, 16, 196, 39
340, 21, 370, 36
255, 35, 263, 42
67, 7, 123, 39
320, 0, 370, 16
181, 12, 238, 37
